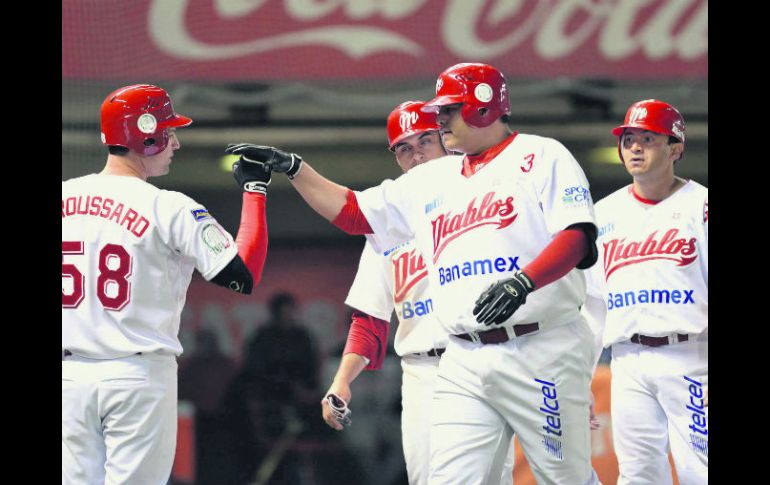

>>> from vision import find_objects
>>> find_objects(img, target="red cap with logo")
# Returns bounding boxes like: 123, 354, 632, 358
101, 84, 193, 156
387, 101, 440, 150
422, 63, 510, 128
612, 99, 686, 161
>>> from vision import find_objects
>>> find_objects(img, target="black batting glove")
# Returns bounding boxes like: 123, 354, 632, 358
473, 272, 535, 326
231, 151, 271, 195
226, 143, 303, 179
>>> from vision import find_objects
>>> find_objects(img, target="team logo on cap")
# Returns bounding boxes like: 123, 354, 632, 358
628, 106, 648, 124
399, 111, 419, 132
671, 120, 685, 141
436, 77, 444, 93
137, 113, 157, 134
474, 83, 493, 103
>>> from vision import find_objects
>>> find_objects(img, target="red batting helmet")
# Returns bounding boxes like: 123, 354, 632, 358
612, 99, 686, 161
422, 63, 510, 128
100, 84, 192, 156
387, 101, 441, 150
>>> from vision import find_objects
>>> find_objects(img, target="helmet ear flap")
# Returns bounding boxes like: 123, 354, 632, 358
461, 101, 494, 128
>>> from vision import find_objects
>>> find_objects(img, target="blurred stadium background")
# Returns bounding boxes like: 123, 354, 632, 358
63, 1, 706, 484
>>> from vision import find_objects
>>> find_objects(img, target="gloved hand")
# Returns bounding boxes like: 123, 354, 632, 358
226, 143, 303, 179
321, 391, 352, 430
472, 272, 535, 325
231, 150, 271, 194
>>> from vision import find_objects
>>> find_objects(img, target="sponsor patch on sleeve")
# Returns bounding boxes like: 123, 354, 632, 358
561, 185, 591, 207
202, 224, 231, 255
191, 208, 211, 222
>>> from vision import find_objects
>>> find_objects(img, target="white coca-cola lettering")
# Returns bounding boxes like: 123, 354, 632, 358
603, 228, 697, 279
149, 0, 424, 60
431, 191, 517, 262
392, 248, 428, 303
148, 0, 707, 63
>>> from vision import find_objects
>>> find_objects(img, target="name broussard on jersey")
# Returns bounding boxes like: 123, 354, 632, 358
606, 288, 695, 310
62, 195, 150, 238
439, 255, 521, 286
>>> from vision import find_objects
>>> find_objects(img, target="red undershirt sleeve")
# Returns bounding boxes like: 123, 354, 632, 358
331, 189, 374, 235
234, 192, 268, 286
343, 310, 390, 370
523, 227, 589, 290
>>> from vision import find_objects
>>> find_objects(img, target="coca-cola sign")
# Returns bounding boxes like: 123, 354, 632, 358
62, 0, 707, 80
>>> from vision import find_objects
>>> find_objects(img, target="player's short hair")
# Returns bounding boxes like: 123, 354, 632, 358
108, 145, 130, 156
501, 114, 510, 124
668, 135, 682, 145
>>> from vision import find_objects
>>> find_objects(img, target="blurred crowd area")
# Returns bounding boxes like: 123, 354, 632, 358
176, 289, 407, 485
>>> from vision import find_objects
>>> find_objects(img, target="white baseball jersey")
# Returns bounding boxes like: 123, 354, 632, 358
344, 237, 513, 485
345, 238, 448, 356
356, 133, 596, 336
62, 174, 238, 358
586, 180, 708, 484
587, 181, 708, 346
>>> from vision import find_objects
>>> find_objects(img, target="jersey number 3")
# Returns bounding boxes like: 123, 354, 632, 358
62, 241, 133, 311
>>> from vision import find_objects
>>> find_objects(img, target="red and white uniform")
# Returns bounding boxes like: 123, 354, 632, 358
62, 174, 239, 484
346, 237, 514, 485
356, 133, 600, 485
585, 181, 708, 485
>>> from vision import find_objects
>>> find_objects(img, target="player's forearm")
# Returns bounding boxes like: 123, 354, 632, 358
523, 225, 592, 289
290, 162, 351, 222
332, 353, 369, 387
234, 192, 268, 285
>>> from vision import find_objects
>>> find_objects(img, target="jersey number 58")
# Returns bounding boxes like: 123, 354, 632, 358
62, 241, 133, 311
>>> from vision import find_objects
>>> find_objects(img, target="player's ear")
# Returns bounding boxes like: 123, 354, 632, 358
670, 142, 684, 162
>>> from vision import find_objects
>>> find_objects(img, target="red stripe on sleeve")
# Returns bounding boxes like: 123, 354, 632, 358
235, 192, 268, 285
331, 190, 374, 235
343, 310, 390, 370
523, 227, 588, 289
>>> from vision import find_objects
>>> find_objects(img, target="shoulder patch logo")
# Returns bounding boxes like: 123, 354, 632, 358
191, 208, 211, 222
202, 224, 230, 255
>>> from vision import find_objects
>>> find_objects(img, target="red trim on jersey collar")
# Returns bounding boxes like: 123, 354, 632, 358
462, 132, 518, 178
629, 186, 660, 205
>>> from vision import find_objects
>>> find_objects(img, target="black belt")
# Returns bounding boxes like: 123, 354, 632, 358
456, 322, 539, 345
630, 333, 689, 347
62, 350, 142, 358
409, 348, 446, 358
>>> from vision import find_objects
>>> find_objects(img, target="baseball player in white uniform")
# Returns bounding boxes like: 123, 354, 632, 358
320, 101, 514, 485
62, 84, 273, 484
226, 62, 601, 485
583, 99, 708, 484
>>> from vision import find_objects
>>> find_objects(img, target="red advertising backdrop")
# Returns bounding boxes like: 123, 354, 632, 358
63, 0, 707, 81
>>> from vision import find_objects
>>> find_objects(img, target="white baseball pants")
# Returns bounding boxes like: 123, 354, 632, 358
401, 355, 514, 485
429, 316, 600, 485
611, 335, 708, 485
62, 352, 178, 485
